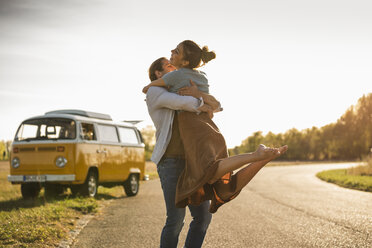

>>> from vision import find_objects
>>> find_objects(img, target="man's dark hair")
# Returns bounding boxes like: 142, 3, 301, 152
148, 57, 166, 81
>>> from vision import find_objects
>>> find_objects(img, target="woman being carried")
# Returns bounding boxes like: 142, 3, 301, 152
143, 40, 287, 213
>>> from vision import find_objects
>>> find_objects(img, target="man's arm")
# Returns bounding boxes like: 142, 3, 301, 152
146, 86, 203, 113
178, 81, 222, 112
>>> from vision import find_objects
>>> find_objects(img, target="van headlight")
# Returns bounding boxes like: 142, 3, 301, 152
11, 157, 20, 168
55, 156, 68, 168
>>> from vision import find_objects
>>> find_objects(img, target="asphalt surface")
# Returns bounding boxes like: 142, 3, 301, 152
71, 163, 372, 248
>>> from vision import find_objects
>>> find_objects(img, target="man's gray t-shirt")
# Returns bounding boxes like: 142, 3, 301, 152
162, 68, 210, 94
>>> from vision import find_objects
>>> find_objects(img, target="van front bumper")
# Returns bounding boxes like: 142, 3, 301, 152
8, 174, 75, 183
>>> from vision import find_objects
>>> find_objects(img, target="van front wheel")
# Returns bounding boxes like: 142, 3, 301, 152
21, 183, 41, 199
124, 174, 139, 197
78, 171, 98, 197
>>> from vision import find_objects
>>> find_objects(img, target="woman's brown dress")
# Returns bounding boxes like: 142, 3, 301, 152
175, 111, 241, 213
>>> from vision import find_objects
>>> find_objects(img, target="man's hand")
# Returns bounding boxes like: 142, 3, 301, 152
178, 80, 202, 98
178, 80, 221, 112
198, 104, 214, 119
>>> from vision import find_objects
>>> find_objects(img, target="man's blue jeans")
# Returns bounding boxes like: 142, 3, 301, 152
157, 157, 212, 248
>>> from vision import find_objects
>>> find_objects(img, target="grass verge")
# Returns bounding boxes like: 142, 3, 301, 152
0, 161, 130, 247
0, 187, 124, 248
316, 159, 372, 192
0, 197, 98, 247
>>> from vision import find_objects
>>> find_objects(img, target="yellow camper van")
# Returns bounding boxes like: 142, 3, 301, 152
8, 110, 145, 199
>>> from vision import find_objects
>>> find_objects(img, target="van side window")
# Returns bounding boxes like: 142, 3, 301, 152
118, 127, 139, 145
97, 125, 119, 143
81, 123, 96, 141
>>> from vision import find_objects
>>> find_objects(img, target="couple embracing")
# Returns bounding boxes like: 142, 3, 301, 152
143, 40, 288, 248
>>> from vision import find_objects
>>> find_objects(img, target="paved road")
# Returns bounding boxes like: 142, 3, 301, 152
71, 163, 372, 248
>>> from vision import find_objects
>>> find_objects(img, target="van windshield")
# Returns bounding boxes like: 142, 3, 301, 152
15, 118, 76, 141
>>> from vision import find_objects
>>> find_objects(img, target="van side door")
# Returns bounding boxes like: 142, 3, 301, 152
118, 126, 145, 181
76, 122, 100, 183
96, 124, 121, 181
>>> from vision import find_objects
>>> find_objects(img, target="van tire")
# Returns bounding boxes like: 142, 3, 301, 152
80, 171, 98, 197
124, 174, 139, 196
21, 183, 41, 199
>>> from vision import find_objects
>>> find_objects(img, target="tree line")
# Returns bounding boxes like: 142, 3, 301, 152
229, 93, 372, 161
1, 94, 371, 162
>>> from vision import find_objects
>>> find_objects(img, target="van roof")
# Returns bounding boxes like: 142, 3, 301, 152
22, 109, 139, 128
45, 109, 112, 120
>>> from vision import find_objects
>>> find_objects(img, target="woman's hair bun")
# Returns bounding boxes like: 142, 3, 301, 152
201, 46, 216, 64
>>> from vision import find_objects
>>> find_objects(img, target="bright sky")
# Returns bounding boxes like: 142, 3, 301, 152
0, 0, 371, 148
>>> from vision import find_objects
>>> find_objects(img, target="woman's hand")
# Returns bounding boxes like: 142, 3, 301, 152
143, 78, 167, 94
178, 80, 202, 98
142, 85, 151, 94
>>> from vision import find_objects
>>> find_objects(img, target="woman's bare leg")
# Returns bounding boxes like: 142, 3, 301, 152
208, 145, 285, 184
217, 145, 288, 200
